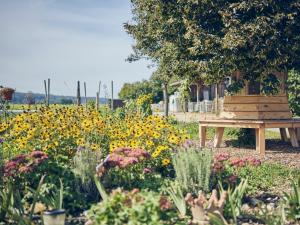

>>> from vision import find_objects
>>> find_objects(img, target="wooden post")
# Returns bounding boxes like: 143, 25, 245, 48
215, 84, 219, 113
84, 82, 87, 109
44, 80, 48, 106
98, 81, 101, 97
280, 128, 288, 142
163, 83, 169, 117
288, 128, 299, 147
296, 128, 300, 141
47, 78, 50, 106
255, 126, 265, 156
96, 92, 99, 110
77, 81, 81, 106
199, 124, 206, 148
111, 80, 114, 110
213, 127, 224, 148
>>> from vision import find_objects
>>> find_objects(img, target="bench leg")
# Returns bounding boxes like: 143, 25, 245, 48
288, 128, 299, 147
256, 127, 265, 156
280, 128, 288, 142
199, 125, 206, 148
213, 127, 224, 148
296, 128, 300, 141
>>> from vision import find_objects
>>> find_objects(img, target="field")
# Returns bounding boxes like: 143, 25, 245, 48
1, 97, 300, 225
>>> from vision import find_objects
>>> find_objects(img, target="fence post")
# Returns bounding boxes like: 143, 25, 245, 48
96, 92, 99, 110
44, 80, 48, 106
111, 80, 114, 110
84, 82, 87, 109
77, 81, 81, 106
47, 78, 50, 106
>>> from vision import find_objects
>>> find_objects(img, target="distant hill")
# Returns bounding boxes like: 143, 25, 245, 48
11, 92, 108, 104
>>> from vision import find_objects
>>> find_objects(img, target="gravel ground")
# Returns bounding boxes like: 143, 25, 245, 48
209, 139, 300, 169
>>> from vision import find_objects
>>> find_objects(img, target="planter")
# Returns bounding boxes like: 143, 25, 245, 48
0, 87, 15, 101
220, 95, 292, 119
43, 209, 66, 225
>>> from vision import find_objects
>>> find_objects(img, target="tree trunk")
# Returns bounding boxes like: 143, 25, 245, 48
163, 83, 169, 117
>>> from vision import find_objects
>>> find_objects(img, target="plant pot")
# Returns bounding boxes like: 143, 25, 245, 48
43, 209, 66, 225
0, 87, 15, 101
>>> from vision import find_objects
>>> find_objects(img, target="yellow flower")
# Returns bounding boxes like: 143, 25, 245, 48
162, 158, 170, 166
151, 150, 160, 158
90, 143, 98, 151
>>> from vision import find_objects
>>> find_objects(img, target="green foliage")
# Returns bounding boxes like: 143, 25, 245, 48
164, 181, 187, 217
126, 0, 300, 84
101, 163, 165, 192
225, 80, 245, 96
0, 175, 45, 225
86, 189, 178, 225
119, 79, 163, 103
219, 179, 248, 223
172, 147, 212, 194
283, 177, 300, 221
94, 175, 108, 201
227, 128, 256, 146
261, 74, 280, 96
287, 69, 300, 116
41, 178, 64, 210
237, 163, 299, 195
73, 147, 101, 196
24, 156, 94, 215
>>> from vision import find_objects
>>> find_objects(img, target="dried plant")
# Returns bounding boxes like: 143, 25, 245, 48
185, 189, 227, 225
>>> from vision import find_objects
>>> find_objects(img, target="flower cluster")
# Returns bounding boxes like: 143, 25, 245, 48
136, 94, 153, 106
212, 153, 262, 186
3, 151, 48, 177
105, 147, 150, 169
0, 106, 187, 166
213, 153, 261, 173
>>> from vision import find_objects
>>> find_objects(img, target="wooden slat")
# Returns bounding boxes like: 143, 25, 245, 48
220, 111, 292, 120
200, 122, 261, 128
223, 103, 291, 112
223, 95, 289, 104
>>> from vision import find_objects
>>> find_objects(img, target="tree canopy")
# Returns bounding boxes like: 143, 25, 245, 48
118, 79, 163, 103
125, 0, 300, 84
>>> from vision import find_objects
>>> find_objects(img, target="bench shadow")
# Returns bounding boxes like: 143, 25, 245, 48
224, 139, 300, 153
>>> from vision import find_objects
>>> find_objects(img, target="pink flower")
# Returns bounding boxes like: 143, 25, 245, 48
214, 153, 230, 162
143, 167, 152, 174
19, 165, 32, 173
228, 175, 238, 183
213, 161, 225, 173
30, 151, 47, 159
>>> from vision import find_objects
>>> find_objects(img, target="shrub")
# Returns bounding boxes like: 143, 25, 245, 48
99, 147, 165, 191
73, 146, 102, 196
287, 69, 300, 116
172, 147, 212, 194
86, 189, 179, 225
237, 163, 298, 195
212, 153, 261, 189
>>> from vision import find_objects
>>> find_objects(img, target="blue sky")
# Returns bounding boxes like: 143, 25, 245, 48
0, 0, 153, 97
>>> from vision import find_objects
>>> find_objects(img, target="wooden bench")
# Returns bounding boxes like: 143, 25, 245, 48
199, 119, 300, 156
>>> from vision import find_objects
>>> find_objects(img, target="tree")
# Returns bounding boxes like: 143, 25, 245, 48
126, 0, 300, 84
119, 79, 163, 103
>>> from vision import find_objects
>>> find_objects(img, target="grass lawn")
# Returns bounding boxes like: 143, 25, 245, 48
177, 122, 281, 141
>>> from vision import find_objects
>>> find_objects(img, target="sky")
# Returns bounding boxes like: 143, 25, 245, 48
0, 0, 154, 97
